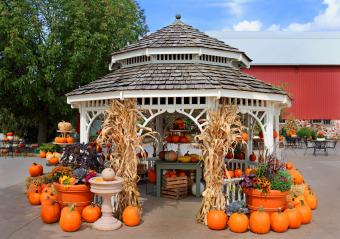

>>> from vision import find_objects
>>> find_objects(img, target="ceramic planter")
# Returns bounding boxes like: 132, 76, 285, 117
245, 189, 289, 215
53, 183, 94, 214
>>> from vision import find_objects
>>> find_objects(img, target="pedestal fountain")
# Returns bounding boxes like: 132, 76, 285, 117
89, 172, 123, 230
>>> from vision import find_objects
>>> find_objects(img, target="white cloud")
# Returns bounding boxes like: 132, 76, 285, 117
233, 20, 263, 31
266, 24, 281, 31
209, 0, 255, 17
284, 0, 340, 31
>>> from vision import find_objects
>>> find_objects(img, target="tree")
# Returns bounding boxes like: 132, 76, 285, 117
0, 0, 147, 143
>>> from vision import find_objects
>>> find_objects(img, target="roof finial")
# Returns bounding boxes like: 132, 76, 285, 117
175, 14, 181, 20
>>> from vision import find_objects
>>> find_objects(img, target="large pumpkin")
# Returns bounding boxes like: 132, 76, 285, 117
29, 163, 43, 177
82, 204, 101, 223
59, 204, 82, 232
284, 205, 302, 229
207, 210, 228, 230
249, 208, 270, 234
305, 191, 318, 210
296, 201, 312, 224
270, 210, 289, 233
41, 199, 60, 223
122, 206, 141, 227
228, 211, 248, 233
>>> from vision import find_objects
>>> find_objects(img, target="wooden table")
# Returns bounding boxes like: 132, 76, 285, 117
155, 160, 203, 198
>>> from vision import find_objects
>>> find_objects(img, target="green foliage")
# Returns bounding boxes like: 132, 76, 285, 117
297, 127, 315, 139
0, 0, 147, 142
270, 170, 292, 192
37, 143, 58, 152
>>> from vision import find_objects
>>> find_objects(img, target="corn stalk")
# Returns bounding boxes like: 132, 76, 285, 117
195, 104, 244, 224
97, 99, 157, 214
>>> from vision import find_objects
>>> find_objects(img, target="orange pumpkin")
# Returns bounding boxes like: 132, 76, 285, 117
279, 135, 284, 142
296, 200, 312, 224
82, 204, 101, 223
225, 170, 234, 178
171, 135, 180, 143
41, 199, 60, 223
180, 135, 190, 143
244, 168, 253, 176
28, 190, 41, 205
122, 206, 141, 227
45, 151, 53, 159
147, 168, 156, 184
165, 135, 172, 143
48, 157, 59, 165
29, 163, 43, 177
228, 211, 248, 233
26, 184, 42, 199
241, 132, 249, 141
234, 169, 243, 178
249, 208, 270, 234
175, 118, 184, 125
290, 170, 304, 185
39, 150, 46, 158
284, 205, 302, 229
305, 191, 318, 210
286, 162, 294, 170
270, 210, 289, 233
207, 210, 228, 230
59, 204, 82, 232
273, 130, 278, 139
66, 136, 74, 144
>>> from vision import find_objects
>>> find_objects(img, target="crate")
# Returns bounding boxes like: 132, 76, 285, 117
162, 187, 188, 199
162, 176, 187, 189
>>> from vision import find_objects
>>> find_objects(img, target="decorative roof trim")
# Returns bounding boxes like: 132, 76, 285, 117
109, 47, 251, 70
67, 89, 290, 106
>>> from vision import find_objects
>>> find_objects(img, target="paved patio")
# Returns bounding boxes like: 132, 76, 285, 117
0, 145, 339, 239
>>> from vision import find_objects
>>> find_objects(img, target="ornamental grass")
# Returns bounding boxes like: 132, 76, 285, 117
195, 104, 244, 225
97, 99, 157, 215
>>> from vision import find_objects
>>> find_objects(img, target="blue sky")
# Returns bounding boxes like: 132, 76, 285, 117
137, 0, 340, 32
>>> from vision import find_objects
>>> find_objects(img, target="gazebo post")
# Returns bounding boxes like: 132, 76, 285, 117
264, 103, 275, 153
79, 104, 88, 144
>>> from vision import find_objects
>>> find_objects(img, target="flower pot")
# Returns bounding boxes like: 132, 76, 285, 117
245, 189, 289, 215
53, 183, 94, 214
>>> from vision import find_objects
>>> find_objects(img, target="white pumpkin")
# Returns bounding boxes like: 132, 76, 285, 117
53, 152, 61, 159
191, 181, 205, 196
102, 168, 115, 181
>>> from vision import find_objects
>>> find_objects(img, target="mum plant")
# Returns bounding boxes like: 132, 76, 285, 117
240, 155, 292, 193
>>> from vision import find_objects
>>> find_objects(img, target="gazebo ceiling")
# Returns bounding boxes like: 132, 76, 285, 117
66, 63, 285, 96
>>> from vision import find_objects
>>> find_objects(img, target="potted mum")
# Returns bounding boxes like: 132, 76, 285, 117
316, 131, 325, 141
240, 155, 292, 215
52, 143, 104, 213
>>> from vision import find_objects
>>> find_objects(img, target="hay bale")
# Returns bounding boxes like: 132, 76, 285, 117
25, 173, 53, 189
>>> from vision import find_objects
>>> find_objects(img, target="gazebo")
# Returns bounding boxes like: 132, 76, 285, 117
66, 15, 290, 155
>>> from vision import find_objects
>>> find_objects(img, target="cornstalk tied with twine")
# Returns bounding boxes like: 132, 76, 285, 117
195, 104, 244, 225
97, 99, 157, 215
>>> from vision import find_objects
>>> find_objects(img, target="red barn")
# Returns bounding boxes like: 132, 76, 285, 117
212, 31, 340, 123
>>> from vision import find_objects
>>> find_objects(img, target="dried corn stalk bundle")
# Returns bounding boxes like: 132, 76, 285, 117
195, 104, 244, 225
97, 99, 157, 214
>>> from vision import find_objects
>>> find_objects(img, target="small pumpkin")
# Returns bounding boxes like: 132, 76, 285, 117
286, 162, 294, 170
66, 136, 74, 144
28, 190, 41, 205
102, 168, 115, 181
273, 130, 278, 139
207, 210, 228, 230
45, 151, 53, 159
241, 132, 249, 141
226, 170, 234, 178
39, 150, 46, 158
228, 211, 248, 233
48, 157, 59, 165
122, 206, 141, 227
244, 168, 253, 176
234, 169, 243, 178
164, 151, 177, 161
249, 208, 270, 234
82, 203, 101, 223
165, 135, 172, 143
284, 204, 302, 229
249, 152, 256, 161
226, 151, 233, 159
270, 209, 289, 233
29, 163, 43, 177
171, 135, 180, 143
59, 204, 82, 232
26, 184, 42, 198
296, 200, 312, 224
41, 199, 60, 223
305, 191, 318, 210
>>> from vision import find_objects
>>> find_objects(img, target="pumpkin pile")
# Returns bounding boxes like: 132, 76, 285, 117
224, 167, 255, 179
55, 135, 74, 144
45, 152, 61, 165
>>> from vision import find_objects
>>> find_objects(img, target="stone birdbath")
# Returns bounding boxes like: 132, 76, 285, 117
89, 172, 123, 231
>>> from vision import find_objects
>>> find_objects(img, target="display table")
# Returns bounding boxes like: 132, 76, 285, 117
155, 160, 202, 198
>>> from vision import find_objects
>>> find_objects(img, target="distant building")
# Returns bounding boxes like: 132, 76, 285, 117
212, 31, 340, 125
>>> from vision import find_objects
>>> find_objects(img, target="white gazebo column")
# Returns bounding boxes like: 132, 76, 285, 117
264, 103, 274, 153
273, 106, 280, 150
79, 104, 88, 143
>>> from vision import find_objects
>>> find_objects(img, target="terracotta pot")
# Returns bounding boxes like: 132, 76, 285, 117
53, 183, 94, 214
246, 189, 289, 215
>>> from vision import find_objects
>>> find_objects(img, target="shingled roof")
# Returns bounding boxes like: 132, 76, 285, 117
66, 63, 285, 96
113, 18, 251, 61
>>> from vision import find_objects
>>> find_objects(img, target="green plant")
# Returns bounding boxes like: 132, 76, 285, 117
297, 127, 313, 138
270, 170, 292, 192
38, 143, 58, 152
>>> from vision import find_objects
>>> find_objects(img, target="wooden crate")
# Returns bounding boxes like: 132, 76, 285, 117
162, 187, 188, 199
162, 176, 187, 189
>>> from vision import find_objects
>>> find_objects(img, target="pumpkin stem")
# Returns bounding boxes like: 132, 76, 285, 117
258, 206, 264, 212
287, 204, 294, 209
69, 203, 76, 211
300, 200, 305, 206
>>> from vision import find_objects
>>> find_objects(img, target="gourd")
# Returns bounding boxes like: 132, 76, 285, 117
101, 168, 115, 181
122, 206, 141, 227
207, 210, 228, 230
